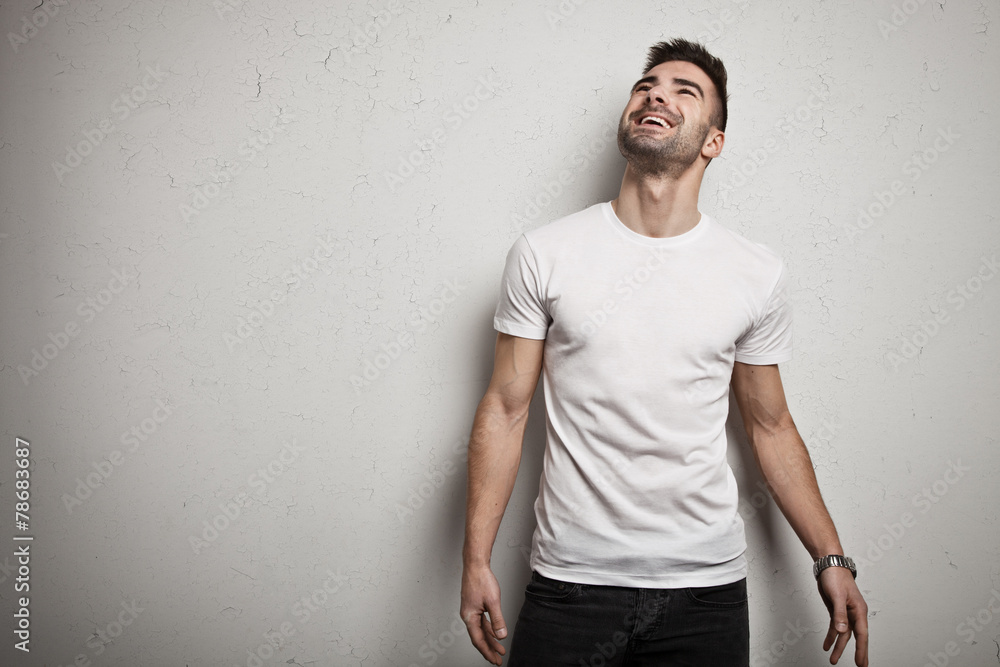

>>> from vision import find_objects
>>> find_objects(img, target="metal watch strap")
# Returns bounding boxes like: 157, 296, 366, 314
813, 554, 857, 580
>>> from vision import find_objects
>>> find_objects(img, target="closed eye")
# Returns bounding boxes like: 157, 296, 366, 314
634, 85, 696, 96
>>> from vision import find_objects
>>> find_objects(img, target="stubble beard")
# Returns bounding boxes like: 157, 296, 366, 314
617, 113, 710, 179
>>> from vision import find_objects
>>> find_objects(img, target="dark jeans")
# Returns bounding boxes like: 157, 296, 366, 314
506, 570, 749, 667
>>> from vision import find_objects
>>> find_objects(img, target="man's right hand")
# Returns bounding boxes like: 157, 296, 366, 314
460, 564, 509, 665
461, 333, 542, 664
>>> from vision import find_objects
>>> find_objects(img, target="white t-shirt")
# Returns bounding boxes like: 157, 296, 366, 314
493, 201, 793, 588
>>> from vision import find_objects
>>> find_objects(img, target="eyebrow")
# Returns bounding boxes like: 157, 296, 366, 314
632, 75, 704, 100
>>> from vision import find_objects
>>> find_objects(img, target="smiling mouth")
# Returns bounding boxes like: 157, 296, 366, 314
633, 115, 675, 131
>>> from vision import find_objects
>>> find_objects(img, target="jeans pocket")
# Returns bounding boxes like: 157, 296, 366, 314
524, 571, 580, 601
684, 578, 748, 607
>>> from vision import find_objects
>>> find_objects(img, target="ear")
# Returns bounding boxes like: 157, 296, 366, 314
702, 127, 724, 159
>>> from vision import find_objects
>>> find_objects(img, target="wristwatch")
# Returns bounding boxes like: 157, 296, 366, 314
813, 555, 857, 580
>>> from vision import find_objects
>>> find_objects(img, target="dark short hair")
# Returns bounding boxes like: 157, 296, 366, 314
643, 38, 729, 132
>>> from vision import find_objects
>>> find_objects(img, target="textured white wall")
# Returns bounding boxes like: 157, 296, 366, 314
0, 0, 997, 665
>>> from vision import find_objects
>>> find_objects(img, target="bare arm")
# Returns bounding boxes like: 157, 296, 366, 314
730, 361, 842, 558
461, 332, 544, 665
730, 361, 868, 667
463, 332, 544, 567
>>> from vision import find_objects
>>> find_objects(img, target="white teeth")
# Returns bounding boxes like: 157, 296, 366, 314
640, 116, 668, 127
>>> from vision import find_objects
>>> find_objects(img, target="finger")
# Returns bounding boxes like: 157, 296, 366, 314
823, 614, 846, 652
849, 602, 869, 667
830, 624, 849, 664
854, 622, 869, 667
464, 610, 500, 665
823, 622, 838, 651
486, 599, 508, 640
832, 603, 850, 637
480, 613, 506, 656
855, 633, 868, 667
828, 590, 851, 663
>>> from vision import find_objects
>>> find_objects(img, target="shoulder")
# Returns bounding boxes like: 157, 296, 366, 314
704, 214, 786, 278
520, 201, 605, 251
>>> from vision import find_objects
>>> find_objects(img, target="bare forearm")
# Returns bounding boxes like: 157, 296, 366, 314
463, 397, 528, 568
750, 423, 844, 559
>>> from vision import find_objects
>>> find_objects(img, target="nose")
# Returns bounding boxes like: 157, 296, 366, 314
644, 84, 668, 105
636, 85, 680, 121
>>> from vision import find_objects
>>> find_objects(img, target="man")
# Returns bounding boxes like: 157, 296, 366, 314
460, 38, 869, 667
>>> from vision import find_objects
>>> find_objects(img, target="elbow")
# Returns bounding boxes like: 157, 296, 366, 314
744, 409, 796, 445
481, 391, 531, 428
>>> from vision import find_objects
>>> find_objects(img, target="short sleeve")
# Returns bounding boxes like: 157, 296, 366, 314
734, 260, 793, 364
493, 234, 549, 339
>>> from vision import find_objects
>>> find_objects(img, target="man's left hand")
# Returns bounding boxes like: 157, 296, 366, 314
817, 566, 869, 666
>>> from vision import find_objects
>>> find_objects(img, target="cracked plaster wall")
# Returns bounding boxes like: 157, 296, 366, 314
0, 0, 997, 665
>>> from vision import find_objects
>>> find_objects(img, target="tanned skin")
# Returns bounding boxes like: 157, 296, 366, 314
460, 59, 869, 667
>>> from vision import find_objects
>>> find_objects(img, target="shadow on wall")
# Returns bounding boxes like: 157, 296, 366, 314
397, 139, 736, 659
386, 303, 548, 664
444, 310, 549, 633
727, 391, 820, 636
394, 309, 814, 664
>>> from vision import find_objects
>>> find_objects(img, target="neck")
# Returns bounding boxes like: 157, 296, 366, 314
612, 162, 705, 238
